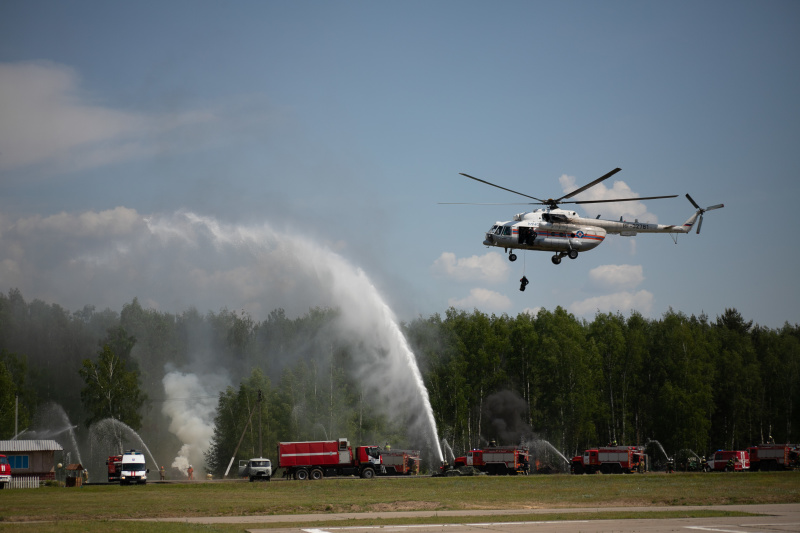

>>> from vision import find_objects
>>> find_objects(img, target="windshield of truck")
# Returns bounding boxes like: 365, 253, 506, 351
0, 456, 8, 465
251, 460, 270, 467
122, 462, 145, 471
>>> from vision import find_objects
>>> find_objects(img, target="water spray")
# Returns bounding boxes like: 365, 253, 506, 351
145, 212, 444, 464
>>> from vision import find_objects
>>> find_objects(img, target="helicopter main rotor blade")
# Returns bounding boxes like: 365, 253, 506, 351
705, 204, 724, 211
437, 202, 536, 205
557, 168, 622, 202
563, 194, 678, 205
696, 214, 704, 234
459, 173, 547, 203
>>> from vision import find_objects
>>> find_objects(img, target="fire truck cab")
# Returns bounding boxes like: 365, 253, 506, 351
0, 454, 11, 488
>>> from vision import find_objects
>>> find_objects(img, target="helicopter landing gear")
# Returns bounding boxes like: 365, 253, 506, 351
508, 253, 517, 262
552, 250, 578, 264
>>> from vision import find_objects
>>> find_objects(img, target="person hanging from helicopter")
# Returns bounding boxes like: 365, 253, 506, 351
519, 275, 529, 292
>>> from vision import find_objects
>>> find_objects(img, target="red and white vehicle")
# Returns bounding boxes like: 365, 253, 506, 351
453, 446, 530, 475
0, 454, 11, 489
746, 444, 797, 471
571, 445, 647, 474
380, 449, 420, 475
706, 450, 749, 472
278, 438, 382, 480
106, 454, 123, 483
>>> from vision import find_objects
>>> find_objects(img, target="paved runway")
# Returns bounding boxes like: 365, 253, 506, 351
136, 504, 800, 533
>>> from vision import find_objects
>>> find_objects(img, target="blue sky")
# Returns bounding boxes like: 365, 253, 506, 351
1, 0, 799, 328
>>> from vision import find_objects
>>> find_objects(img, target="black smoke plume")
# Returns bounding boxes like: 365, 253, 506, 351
482, 390, 534, 445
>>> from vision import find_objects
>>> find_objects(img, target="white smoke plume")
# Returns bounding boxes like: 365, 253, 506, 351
162, 371, 229, 476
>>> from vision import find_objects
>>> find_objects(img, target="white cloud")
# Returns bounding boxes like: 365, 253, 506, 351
0, 61, 213, 174
588, 264, 644, 291
448, 288, 512, 311
559, 173, 659, 223
569, 290, 654, 317
522, 307, 542, 317
431, 251, 509, 282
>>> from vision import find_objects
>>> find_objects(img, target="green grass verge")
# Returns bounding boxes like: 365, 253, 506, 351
0, 472, 796, 525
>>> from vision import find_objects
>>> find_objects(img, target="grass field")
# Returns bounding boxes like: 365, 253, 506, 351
1, 472, 798, 532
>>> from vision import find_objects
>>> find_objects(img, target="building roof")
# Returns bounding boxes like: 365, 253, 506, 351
0, 440, 64, 453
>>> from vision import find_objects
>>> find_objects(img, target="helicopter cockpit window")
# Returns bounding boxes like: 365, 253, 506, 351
494, 226, 503, 235
503, 226, 512, 236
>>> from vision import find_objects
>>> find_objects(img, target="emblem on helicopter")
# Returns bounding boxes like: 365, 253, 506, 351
441, 168, 723, 265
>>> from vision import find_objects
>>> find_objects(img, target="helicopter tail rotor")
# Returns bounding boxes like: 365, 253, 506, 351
686, 194, 724, 234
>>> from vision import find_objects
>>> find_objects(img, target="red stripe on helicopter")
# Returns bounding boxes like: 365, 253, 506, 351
534, 230, 604, 241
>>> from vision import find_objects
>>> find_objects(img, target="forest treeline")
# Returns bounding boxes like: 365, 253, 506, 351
1, 288, 798, 474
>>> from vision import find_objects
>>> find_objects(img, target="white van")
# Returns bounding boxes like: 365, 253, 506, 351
238, 457, 272, 482
120, 450, 149, 485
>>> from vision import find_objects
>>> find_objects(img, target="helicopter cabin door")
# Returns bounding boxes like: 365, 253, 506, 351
518, 226, 536, 246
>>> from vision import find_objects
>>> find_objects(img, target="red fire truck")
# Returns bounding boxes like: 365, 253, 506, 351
571, 445, 647, 474
706, 450, 749, 471
453, 446, 530, 475
747, 444, 797, 471
106, 454, 123, 483
380, 449, 420, 475
0, 454, 11, 489
278, 438, 382, 480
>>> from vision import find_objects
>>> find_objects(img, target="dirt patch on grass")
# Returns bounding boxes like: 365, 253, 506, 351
370, 501, 443, 512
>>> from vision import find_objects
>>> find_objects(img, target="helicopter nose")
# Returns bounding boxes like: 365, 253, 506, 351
483, 234, 494, 245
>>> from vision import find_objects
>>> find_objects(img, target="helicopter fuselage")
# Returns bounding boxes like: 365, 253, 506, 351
484, 208, 699, 264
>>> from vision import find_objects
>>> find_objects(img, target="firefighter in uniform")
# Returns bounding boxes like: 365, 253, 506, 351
160, 465, 166, 480
188, 465, 194, 480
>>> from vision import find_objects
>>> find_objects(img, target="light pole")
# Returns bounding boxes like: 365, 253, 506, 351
258, 389, 263, 458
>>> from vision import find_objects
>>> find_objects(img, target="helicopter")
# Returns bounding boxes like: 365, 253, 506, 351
446, 167, 723, 265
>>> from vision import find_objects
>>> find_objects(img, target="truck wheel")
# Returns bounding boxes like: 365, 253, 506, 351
249, 476, 254, 482
266, 475, 271, 482
310, 468, 323, 480
295, 469, 309, 481
361, 467, 375, 479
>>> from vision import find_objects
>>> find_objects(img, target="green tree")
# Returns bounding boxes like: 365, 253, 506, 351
79, 344, 147, 430
535, 307, 600, 455
711, 308, 760, 449
588, 312, 627, 444
0, 350, 33, 439
205, 368, 274, 476
507, 312, 540, 432
648, 310, 714, 455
